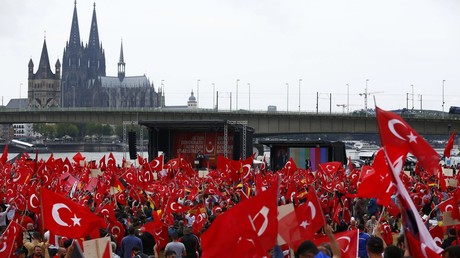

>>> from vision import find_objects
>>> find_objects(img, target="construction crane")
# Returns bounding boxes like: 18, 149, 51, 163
358, 79, 383, 116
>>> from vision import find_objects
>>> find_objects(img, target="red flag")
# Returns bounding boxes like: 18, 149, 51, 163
165, 201, 190, 213
0, 220, 21, 257
318, 161, 342, 176
99, 155, 107, 171
201, 178, 279, 258
429, 226, 444, 247
382, 146, 443, 254
41, 188, 104, 239
283, 157, 298, 176
376, 107, 440, 175
72, 152, 85, 164
0, 144, 8, 167
405, 231, 441, 258
438, 196, 458, 213
438, 165, 447, 192
444, 131, 455, 158
278, 186, 325, 250
314, 229, 358, 258
102, 240, 111, 258
356, 149, 395, 206
109, 220, 125, 247
28, 187, 41, 214
148, 155, 164, 172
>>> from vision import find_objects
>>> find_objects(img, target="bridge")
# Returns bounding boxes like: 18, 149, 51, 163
0, 108, 458, 135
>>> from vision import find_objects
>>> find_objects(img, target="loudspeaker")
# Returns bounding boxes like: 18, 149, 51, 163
128, 131, 137, 160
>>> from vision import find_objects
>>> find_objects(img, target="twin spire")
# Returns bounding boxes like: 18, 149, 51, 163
69, 1, 99, 49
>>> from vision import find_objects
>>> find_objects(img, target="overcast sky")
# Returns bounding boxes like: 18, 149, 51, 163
1, 0, 460, 112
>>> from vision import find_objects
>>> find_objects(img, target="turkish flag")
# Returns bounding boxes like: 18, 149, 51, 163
314, 229, 358, 258
201, 178, 279, 258
0, 144, 8, 167
382, 146, 443, 254
102, 240, 111, 258
109, 220, 125, 247
108, 152, 116, 168
429, 226, 444, 247
282, 157, 298, 176
278, 186, 325, 250
405, 231, 442, 258
41, 188, 104, 239
356, 149, 395, 206
318, 161, 342, 176
28, 187, 41, 214
0, 220, 21, 257
376, 107, 440, 175
72, 152, 85, 164
99, 155, 107, 171
148, 155, 164, 172
438, 196, 457, 213
165, 201, 190, 213
444, 131, 455, 158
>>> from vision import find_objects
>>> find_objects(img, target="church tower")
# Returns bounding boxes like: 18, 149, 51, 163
86, 2, 106, 80
118, 40, 125, 81
28, 38, 61, 108
62, 0, 85, 107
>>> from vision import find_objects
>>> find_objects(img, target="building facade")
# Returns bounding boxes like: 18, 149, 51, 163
28, 39, 61, 109
61, 3, 161, 108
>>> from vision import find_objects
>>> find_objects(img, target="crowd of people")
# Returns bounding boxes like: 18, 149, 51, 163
1, 143, 460, 257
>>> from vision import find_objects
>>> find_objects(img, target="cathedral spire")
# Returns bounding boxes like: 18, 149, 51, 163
68, 0, 80, 47
36, 38, 54, 79
88, 2, 100, 49
118, 40, 125, 81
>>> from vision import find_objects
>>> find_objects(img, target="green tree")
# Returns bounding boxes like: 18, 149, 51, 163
56, 123, 79, 137
33, 123, 56, 138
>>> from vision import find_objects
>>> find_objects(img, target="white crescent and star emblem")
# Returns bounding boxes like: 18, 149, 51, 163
111, 226, 121, 235
388, 119, 407, 141
152, 160, 160, 169
205, 142, 215, 153
0, 242, 7, 253
445, 204, 453, 211
52, 203, 82, 227
307, 201, 316, 219
29, 194, 39, 209
336, 236, 351, 252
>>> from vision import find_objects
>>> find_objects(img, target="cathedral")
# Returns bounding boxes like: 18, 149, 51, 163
60, 2, 162, 108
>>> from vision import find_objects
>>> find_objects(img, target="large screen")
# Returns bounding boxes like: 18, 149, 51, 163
172, 132, 233, 168
273, 147, 329, 171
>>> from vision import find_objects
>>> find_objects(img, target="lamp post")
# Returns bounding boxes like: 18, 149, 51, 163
212, 83, 215, 109
286, 83, 289, 112
411, 84, 414, 110
298, 79, 302, 113
442, 80, 446, 117
236, 79, 240, 110
197, 79, 200, 108
247, 83, 251, 111
346, 84, 349, 114
161, 80, 165, 107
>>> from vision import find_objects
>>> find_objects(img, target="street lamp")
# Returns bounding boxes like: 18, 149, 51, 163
161, 80, 165, 107
197, 79, 200, 108
442, 80, 446, 117
248, 83, 251, 111
298, 79, 302, 113
411, 84, 414, 110
346, 84, 349, 114
236, 79, 240, 110
286, 83, 289, 112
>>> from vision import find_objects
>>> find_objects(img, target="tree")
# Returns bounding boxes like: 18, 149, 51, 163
56, 123, 79, 137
